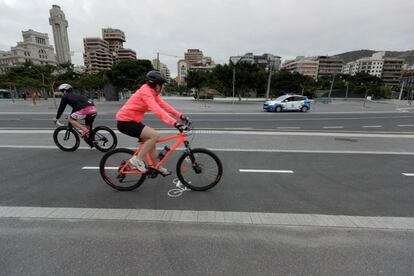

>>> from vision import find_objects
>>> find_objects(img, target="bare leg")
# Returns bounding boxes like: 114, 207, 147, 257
137, 126, 159, 163
68, 118, 88, 132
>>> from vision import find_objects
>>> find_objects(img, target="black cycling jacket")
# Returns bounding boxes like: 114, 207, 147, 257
56, 92, 94, 119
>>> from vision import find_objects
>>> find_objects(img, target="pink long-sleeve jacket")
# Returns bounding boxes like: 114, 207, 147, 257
116, 84, 182, 126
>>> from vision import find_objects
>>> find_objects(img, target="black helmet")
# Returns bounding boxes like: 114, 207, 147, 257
146, 70, 167, 85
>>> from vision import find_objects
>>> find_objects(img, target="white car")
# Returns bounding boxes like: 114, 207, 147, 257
263, 95, 311, 112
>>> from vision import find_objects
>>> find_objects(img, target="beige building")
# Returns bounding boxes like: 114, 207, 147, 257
184, 49, 204, 65
0, 29, 57, 72
316, 56, 344, 78
282, 57, 319, 79
282, 56, 343, 79
177, 49, 216, 84
342, 52, 403, 86
102, 28, 125, 56
177, 59, 189, 85
83, 28, 136, 72
152, 59, 170, 81
117, 48, 136, 61
83, 38, 113, 73
49, 5, 71, 64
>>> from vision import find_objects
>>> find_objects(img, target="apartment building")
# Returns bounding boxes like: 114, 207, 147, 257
316, 56, 344, 78
230, 53, 281, 71
282, 57, 319, 79
184, 49, 204, 65
102, 28, 125, 55
0, 29, 57, 72
342, 52, 403, 86
83, 28, 136, 72
83, 38, 113, 73
177, 49, 215, 85
117, 48, 136, 61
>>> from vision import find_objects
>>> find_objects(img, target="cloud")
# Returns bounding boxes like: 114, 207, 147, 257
1, 0, 413, 76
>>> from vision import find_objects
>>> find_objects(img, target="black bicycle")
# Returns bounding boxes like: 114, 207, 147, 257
53, 117, 117, 152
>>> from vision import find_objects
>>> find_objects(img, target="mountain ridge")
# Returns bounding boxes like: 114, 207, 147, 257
334, 49, 414, 65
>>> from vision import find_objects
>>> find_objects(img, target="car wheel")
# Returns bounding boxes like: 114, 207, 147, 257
301, 106, 308, 112
275, 106, 282, 112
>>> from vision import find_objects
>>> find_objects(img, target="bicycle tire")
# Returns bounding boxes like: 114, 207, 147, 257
176, 148, 223, 191
53, 126, 80, 151
92, 126, 117, 152
99, 148, 146, 191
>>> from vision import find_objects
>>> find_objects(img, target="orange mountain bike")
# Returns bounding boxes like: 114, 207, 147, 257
99, 122, 223, 191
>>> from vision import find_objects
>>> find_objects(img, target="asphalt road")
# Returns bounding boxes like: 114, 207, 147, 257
1, 102, 414, 274
0, 148, 413, 217
1, 112, 414, 133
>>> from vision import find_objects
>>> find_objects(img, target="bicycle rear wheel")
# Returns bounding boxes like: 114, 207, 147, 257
53, 126, 80, 151
99, 148, 146, 191
92, 126, 117, 152
176, 148, 223, 191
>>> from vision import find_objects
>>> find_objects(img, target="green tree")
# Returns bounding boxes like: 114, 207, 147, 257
106, 59, 153, 91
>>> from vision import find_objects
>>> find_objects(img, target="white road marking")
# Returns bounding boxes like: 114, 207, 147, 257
323, 126, 344, 129
2, 145, 414, 156
362, 125, 382, 128
1, 206, 413, 230
398, 125, 414, 127
2, 129, 414, 139
240, 169, 294, 173
276, 127, 301, 129
0, 118, 20, 121
82, 166, 117, 170
402, 173, 414, 176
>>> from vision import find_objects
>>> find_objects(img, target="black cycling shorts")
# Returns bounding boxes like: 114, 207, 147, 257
117, 121, 146, 138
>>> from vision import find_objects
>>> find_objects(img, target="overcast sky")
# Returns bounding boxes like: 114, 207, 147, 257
1, 0, 413, 77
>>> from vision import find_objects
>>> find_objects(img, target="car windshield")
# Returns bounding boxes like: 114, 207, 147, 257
274, 95, 289, 102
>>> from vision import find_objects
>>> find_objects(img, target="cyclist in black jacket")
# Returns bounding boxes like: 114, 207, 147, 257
53, 83, 97, 137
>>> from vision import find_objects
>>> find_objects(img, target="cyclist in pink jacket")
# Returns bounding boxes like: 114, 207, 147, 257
116, 70, 189, 175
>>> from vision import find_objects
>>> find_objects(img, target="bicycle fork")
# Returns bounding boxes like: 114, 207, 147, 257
184, 141, 202, 174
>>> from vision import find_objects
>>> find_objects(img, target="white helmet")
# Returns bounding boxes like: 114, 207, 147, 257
58, 83, 73, 92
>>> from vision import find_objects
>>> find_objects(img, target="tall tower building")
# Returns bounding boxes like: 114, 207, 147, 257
49, 5, 71, 64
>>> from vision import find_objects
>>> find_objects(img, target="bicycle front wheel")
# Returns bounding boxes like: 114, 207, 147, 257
176, 148, 223, 191
99, 148, 146, 191
92, 126, 117, 152
53, 126, 80, 151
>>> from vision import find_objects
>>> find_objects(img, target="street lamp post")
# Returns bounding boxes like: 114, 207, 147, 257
265, 59, 274, 101
327, 74, 336, 102
231, 57, 241, 104
345, 81, 349, 99
232, 66, 236, 104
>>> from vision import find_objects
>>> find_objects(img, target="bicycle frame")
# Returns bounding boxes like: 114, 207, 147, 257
119, 132, 189, 175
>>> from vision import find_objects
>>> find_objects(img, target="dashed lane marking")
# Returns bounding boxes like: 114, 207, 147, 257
323, 126, 344, 129
240, 169, 294, 173
402, 173, 414, 176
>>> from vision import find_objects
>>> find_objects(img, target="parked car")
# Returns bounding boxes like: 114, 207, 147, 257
263, 94, 311, 112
